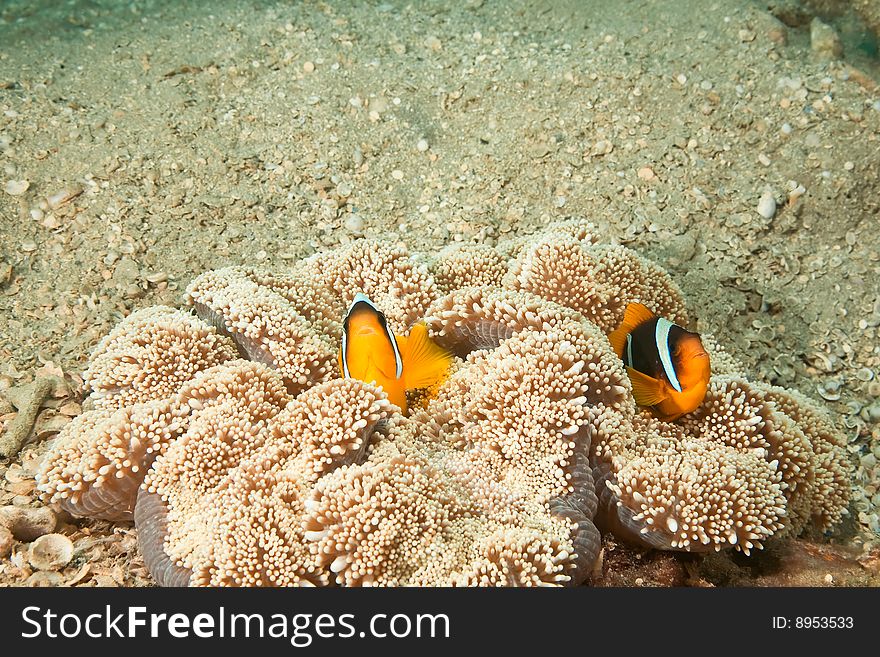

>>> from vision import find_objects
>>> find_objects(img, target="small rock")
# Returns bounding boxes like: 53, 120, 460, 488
0, 505, 57, 541
416, 138, 429, 152
637, 166, 656, 181
0, 526, 11, 559
0, 261, 12, 286
591, 140, 614, 156
344, 213, 364, 236
767, 26, 787, 46
112, 256, 140, 287
391, 169, 404, 180
4, 179, 29, 196
424, 36, 443, 51
302, 61, 315, 73
125, 283, 144, 299
28, 533, 74, 571
26, 571, 64, 587
810, 18, 842, 59
757, 190, 776, 219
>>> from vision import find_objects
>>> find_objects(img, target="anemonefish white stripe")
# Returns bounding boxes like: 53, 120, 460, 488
655, 318, 682, 393
387, 321, 403, 379
341, 331, 351, 378
625, 334, 634, 368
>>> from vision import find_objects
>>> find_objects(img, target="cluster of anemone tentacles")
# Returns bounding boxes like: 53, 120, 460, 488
36, 220, 851, 586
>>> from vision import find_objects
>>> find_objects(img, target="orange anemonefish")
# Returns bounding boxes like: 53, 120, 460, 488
607, 302, 711, 422
338, 292, 452, 414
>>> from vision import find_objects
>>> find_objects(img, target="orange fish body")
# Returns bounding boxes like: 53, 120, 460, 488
607, 302, 711, 421
338, 293, 452, 414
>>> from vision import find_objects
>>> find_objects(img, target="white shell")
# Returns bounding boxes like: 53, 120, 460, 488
3, 179, 29, 196
757, 190, 777, 219
28, 533, 74, 571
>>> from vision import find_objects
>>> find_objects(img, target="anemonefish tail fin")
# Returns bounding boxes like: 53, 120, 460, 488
626, 367, 667, 407
399, 323, 453, 390
607, 302, 657, 356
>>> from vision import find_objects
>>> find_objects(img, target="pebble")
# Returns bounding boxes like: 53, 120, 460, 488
112, 256, 140, 287
424, 36, 442, 51
0, 527, 10, 559
810, 18, 843, 60
591, 140, 614, 156
4, 179, 29, 196
344, 213, 364, 236
336, 181, 352, 198
0, 505, 56, 542
25, 571, 63, 587
124, 284, 144, 299
756, 190, 777, 219
416, 138, 429, 152
637, 166, 656, 181
302, 61, 315, 73
844, 161, 854, 171
391, 169, 404, 180
0, 262, 11, 286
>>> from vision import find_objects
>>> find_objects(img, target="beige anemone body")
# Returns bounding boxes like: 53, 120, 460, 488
36, 220, 852, 586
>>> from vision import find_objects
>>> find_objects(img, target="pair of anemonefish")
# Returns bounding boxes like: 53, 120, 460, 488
338, 293, 452, 414
607, 302, 711, 421
337, 293, 710, 422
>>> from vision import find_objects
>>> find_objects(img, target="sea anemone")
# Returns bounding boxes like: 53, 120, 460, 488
36, 220, 852, 585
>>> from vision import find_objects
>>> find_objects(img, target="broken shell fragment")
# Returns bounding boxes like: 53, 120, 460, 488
3, 179, 29, 196
817, 380, 842, 401
46, 185, 84, 210
28, 533, 74, 571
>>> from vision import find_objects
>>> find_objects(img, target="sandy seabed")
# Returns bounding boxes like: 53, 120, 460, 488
0, 0, 878, 587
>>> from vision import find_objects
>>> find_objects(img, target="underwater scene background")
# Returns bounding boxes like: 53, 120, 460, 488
0, 0, 878, 586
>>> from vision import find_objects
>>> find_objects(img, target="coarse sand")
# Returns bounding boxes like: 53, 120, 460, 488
0, 0, 878, 586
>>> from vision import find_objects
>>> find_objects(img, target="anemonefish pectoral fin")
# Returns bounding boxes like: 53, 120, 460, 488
607, 302, 657, 357
626, 367, 668, 407
399, 323, 453, 390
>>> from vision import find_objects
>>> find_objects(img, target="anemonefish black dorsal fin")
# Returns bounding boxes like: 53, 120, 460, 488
607, 302, 657, 357
626, 366, 667, 407
397, 323, 452, 390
